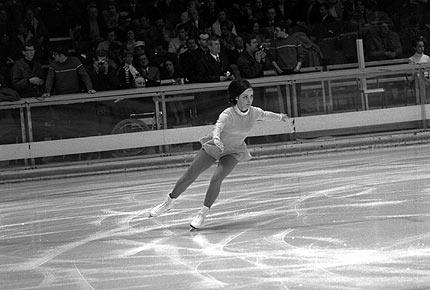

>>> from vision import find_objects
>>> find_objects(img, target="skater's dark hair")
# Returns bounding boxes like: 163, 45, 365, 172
228, 79, 252, 105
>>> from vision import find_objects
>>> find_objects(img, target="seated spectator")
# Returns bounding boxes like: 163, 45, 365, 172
212, 10, 237, 38
117, 13, 133, 41
168, 25, 188, 56
176, 11, 190, 31
227, 35, 245, 65
87, 50, 119, 91
252, 0, 266, 24
237, 36, 266, 79
161, 58, 186, 125
184, 8, 208, 39
409, 37, 430, 64
123, 29, 136, 52
134, 40, 147, 57
318, 3, 337, 24
190, 36, 235, 125
42, 45, 95, 97
269, 22, 304, 75
81, 4, 106, 45
219, 21, 237, 52
43, 0, 69, 38
102, 2, 120, 30
234, 1, 254, 33
0, 72, 20, 102
161, 58, 181, 80
199, 0, 218, 25
365, 22, 402, 61
107, 41, 122, 70
147, 17, 169, 51
11, 43, 44, 99
24, 8, 48, 58
136, 53, 160, 87
97, 29, 122, 55
189, 36, 234, 83
117, 50, 140, 89
178, 37, 199, 81
0, 72, 21, 146
399, 17, 425, 58
261, 7, 278, 39
9, 24, 34, 60
87, 49, 119, 135
250, 21, 265, 43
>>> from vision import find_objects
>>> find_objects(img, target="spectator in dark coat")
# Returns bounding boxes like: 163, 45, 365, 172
136, 53, 160, 87
190, 37, 235, 125
237, 36, 266, 79
178, 37, 199, 81
11, 43, 44, 98
87, 50, 119, 91
189, 37, 234, 83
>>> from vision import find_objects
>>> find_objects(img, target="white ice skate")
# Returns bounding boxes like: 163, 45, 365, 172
190, 206, 210, 230
149, 196, 175, 217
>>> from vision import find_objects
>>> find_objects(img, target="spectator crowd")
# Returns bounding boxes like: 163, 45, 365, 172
1, 0, 430, 150
1, 0, 430, 102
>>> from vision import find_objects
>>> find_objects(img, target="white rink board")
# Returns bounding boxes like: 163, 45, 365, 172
0, 105, 426, 160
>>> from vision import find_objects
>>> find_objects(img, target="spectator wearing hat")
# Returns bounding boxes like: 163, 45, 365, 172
134, 40, 146, 57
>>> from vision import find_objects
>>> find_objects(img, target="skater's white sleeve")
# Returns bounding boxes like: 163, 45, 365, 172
213, 111, 230, 140
255, 107, 283, 121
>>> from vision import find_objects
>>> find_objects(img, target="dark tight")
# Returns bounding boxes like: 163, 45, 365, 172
170, 149, 239, 208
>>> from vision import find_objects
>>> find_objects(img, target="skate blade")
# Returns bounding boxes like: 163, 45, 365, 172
190, 225, 199, 231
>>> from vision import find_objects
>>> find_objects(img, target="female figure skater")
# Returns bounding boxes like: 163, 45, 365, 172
149, 79, 293, 229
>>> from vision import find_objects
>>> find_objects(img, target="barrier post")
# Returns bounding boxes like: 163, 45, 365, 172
357, 39, 368, 110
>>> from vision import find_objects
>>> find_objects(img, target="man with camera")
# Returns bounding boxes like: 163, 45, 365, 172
237, 36, 267, 79
87, 49, 119, 92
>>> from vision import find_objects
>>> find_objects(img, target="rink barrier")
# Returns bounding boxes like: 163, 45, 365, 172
0, 62, 429, 164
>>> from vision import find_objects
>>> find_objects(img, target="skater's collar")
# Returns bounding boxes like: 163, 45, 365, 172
234, 105, 249, 115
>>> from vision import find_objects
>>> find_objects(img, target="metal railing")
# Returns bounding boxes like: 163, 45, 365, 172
0, 61, 429, 167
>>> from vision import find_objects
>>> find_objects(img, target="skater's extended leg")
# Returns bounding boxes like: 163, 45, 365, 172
170, 149, 216, 198
203, 154, 238, 207
150, 149, 215, 217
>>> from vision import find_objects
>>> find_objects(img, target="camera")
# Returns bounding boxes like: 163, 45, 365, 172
257, 45, 267, 53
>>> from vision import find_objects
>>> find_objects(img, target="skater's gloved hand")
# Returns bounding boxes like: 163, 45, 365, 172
213, 136, 224, 151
